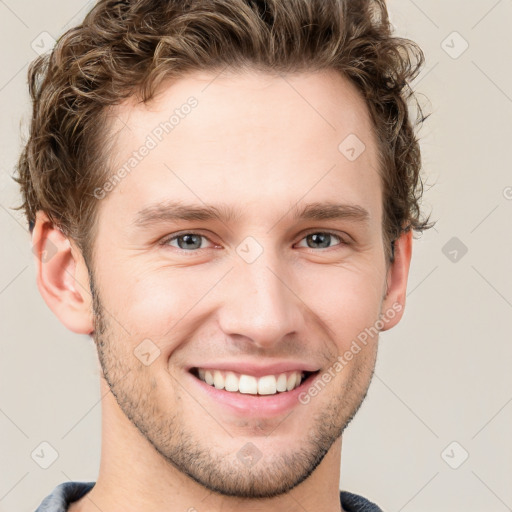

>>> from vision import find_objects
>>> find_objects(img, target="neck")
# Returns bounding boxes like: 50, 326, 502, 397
70, 378, 345, 512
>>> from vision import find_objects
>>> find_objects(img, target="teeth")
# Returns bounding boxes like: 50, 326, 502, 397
258, 375, 277, 395
196, 368, 305, 395
276, 373, 287, 392
239, 374, 258, 394
204, 370, 214, 385
213, 370, 224, 389
286, 373, 297, 391
224, 371, 239, 392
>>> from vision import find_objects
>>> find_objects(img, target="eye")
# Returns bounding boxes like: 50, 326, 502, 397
159, 230, 348, 253
161, 232, 214, 251
295, 231, 345, 250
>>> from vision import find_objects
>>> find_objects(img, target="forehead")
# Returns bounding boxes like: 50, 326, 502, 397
99, 69, 382, 228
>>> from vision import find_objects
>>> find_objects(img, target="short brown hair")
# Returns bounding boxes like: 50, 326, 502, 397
14, 0, 432, 266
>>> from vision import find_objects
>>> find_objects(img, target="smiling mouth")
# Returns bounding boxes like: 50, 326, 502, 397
190, 367, 318, 396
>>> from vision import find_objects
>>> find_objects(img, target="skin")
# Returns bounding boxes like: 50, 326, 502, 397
33, 69, 412, 512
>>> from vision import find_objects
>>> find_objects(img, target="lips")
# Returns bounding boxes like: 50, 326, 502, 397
186, 364, 321, 417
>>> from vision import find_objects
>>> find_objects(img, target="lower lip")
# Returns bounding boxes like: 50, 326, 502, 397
185, 371, 318, 418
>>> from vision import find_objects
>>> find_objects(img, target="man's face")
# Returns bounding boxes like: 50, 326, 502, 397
89, 69, 395, 498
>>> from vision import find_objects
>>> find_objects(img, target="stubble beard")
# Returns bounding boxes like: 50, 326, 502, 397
89, 271, 376, 499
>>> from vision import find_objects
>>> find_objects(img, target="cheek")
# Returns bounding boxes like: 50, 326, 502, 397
99, 262, 218, 338
296, 262, 385, 347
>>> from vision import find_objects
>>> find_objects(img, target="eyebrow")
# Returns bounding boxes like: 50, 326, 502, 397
132, 200, 370, 228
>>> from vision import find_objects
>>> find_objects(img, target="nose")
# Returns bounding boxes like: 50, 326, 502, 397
217, 252, 306, 350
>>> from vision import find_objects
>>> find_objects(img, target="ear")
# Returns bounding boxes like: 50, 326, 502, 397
380, 229, 413, 331
32, 210, 94, 335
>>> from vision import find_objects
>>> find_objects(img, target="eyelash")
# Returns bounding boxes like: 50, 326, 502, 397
159, 230, 349, 253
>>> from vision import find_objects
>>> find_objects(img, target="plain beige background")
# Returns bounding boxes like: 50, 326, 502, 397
1, 1, 511, 511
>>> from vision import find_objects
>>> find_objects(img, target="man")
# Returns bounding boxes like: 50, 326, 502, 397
16, 0, 432, 510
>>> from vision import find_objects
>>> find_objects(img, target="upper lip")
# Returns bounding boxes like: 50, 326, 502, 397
188, 361, 320, 378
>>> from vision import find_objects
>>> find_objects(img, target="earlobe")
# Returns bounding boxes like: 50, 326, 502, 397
32, 211, 94, 335
381, 229, 413, 331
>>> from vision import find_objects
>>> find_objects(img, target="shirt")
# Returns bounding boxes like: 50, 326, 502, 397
34, 481, 384, 512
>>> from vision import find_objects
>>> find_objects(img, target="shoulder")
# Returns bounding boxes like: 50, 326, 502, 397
34, 482, 95, 512
340, 490, 384, 512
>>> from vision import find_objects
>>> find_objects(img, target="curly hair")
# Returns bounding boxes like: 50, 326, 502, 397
14, 0, 432, 266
